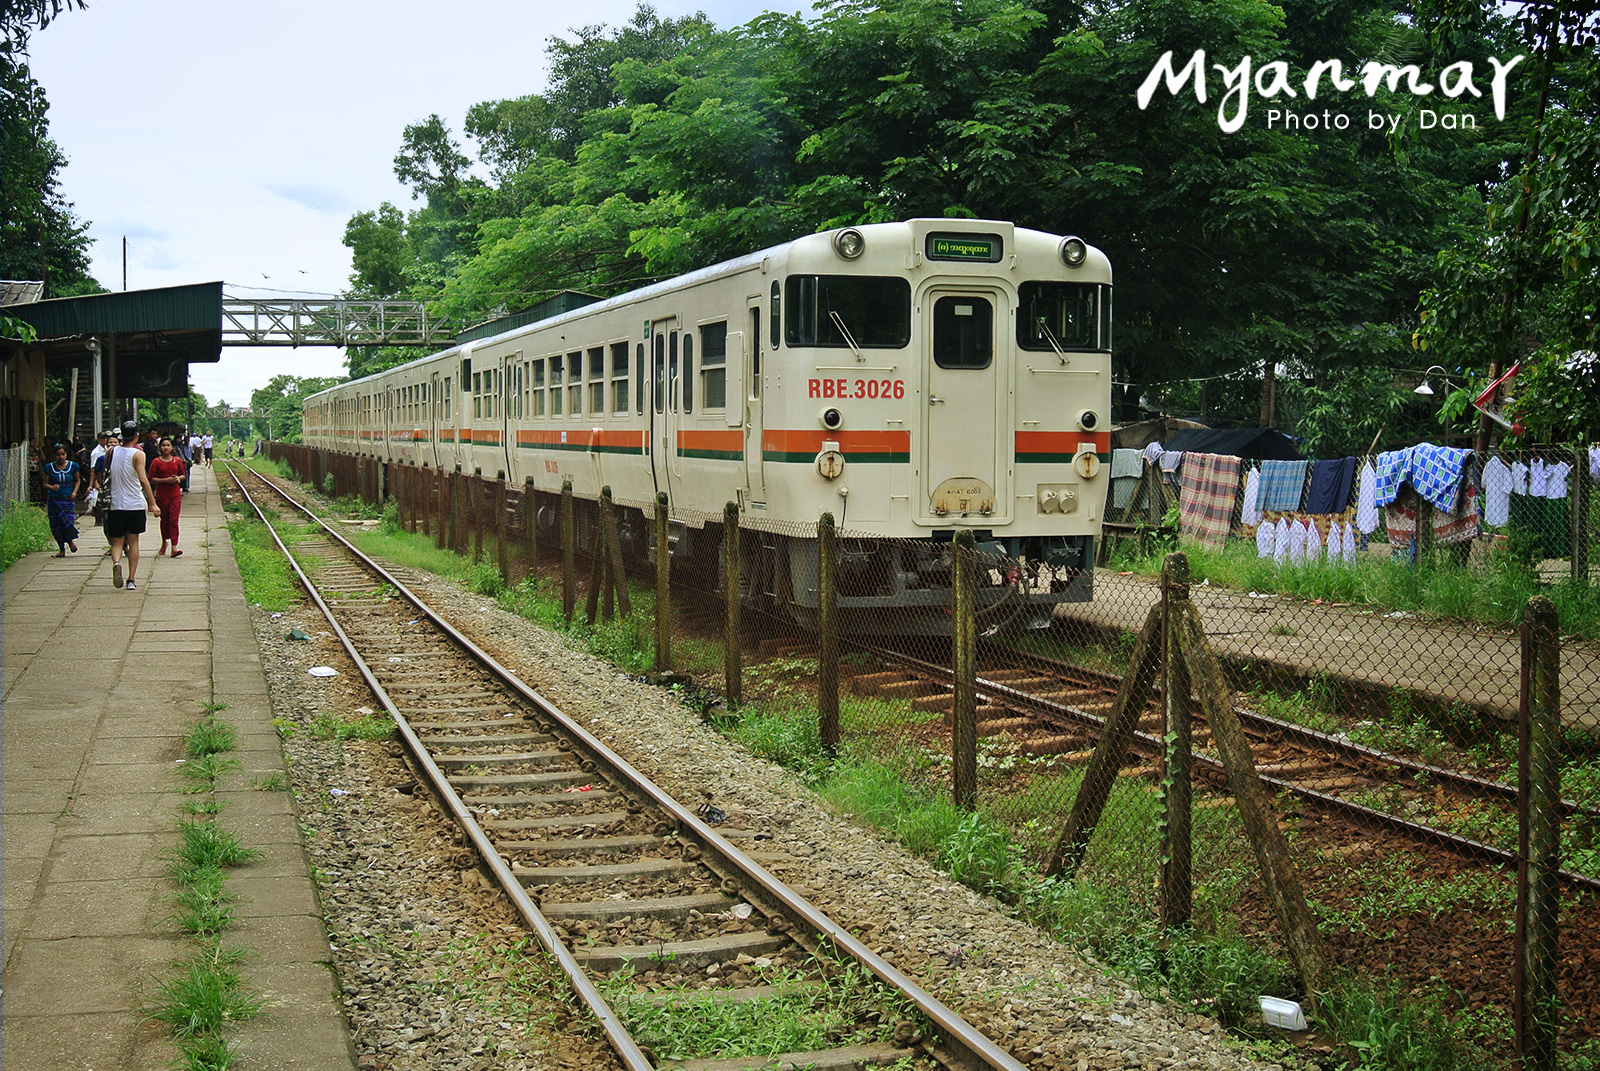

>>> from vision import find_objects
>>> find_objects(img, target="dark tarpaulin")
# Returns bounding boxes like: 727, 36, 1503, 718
1160, 427, 1302, 461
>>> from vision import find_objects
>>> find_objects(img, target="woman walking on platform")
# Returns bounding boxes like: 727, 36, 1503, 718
150, 436, 186, 557
41, 443, 81, 556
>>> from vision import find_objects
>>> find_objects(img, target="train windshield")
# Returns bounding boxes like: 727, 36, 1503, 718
784, 276, 911, 348
1016, 281, 1110, 352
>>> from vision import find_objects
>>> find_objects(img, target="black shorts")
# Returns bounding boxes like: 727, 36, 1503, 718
105, 509, 148, 538
204, 448, 214, 460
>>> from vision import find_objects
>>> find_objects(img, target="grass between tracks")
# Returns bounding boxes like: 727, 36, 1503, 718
145, 702, 266, 1070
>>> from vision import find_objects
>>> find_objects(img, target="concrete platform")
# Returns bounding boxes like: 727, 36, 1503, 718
2, 463, 356, 1070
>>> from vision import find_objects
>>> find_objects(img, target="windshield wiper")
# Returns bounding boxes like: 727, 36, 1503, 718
829, 310, 865, 362
1036, 317, 1070, 365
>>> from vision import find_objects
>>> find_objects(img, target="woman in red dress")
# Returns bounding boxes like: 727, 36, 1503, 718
149, 436, 187, 557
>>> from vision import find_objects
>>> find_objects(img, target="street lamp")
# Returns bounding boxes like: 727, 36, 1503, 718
1414, 365, 1448, 396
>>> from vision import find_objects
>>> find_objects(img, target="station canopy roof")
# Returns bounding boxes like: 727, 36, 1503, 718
5, 282, 222, 398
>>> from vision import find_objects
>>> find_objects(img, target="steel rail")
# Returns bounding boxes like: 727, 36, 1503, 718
871, 643, 1600, 894
225, 468, 655, 1071
232, 464, 1029, 1071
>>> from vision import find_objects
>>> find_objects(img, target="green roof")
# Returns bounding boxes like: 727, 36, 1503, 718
7, 281, 223, 338
455, 291, 602, 344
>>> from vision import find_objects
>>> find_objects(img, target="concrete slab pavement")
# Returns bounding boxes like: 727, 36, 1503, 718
2, 462, 356, 1070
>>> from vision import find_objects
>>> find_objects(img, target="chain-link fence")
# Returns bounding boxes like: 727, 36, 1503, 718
262, 442, 1600, 1067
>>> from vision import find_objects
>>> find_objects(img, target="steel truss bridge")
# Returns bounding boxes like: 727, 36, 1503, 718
220, 299, 457, 348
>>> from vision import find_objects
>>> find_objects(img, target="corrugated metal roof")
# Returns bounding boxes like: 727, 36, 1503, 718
1, 280, 44, 305
454, 291, 602, 344
6, 281, 223, 337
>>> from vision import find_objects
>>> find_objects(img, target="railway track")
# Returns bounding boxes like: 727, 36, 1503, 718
226, 461, 1029, 1071
835, 638, 1600, 891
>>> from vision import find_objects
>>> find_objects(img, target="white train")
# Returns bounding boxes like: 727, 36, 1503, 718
303, 218, 1112, 634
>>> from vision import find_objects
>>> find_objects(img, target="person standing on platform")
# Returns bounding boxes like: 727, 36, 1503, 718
41, 442, 82, 556
201, 431, 214, 467
149, 436, 186, 557
106, 421, 160, 590
176, 428, 193, 492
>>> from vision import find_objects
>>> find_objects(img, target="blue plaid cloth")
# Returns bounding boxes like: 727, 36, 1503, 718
1258, 459, 1308, 512
1410, 443, 1473, 512
1375, 448, 1411, 507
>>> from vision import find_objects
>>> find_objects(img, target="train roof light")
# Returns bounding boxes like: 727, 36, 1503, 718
832, 228, 866, 260
1059, 236, 1088, 268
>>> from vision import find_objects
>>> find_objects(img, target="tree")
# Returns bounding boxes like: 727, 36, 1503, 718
250, 374, 340, 443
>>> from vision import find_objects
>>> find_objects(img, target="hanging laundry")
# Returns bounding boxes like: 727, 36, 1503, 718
1544, 459, 1572, 499
1304, 457, 1357, 514
1511, 461, 1529, 495
1355, 460, 1379, 534
1142, 440, 1165, 464
1590, 445, 1600, 483
1529, 458, 1549, 497
1109, 448, 1144, 510
1341, 521, 1358, 564
1159, 450, 1185, 475
1273, 518, 1291, 563
1482, 457, 1512, 527
1287, 519, 1309, 563
1257, 519, 1277, 558
1240, 467, 1262, 527
1374, 448, 1411, 507
1408, 443, 1473, 513
1177, 453, 1243, 549
1304, 519, 1323, 560
1259, 459, 1308, 512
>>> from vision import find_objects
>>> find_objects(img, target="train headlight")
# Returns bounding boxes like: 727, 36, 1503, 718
832, 228, 866, 260
819, 407, 844, 431
1078, 409, 1099, 431
1059, 236, 1088, 268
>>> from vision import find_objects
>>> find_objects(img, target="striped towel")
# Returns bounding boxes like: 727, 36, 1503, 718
1258, 459, 1308, 512
1177, 452, 1242, 548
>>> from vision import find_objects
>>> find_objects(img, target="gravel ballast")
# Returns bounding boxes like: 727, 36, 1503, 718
251, 559, 1315, 1071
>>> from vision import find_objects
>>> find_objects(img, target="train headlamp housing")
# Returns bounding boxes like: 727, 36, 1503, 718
1078, 409, 1099, 431
1058, 236, 1088, 268
832, 228, 866, 260
820, 407, 844, 431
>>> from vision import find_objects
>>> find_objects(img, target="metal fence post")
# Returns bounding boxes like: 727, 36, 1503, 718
1517, 595, 1561, 1070
454, 471, 468, 555
603, 486, 631, 618
952, 530, 977, 812
724, 501, 742, 707
471, 475, 484, 564
561, 479, 575, 622
655, 494, 671, 671
435, 470, 447, 550
818, 512, 839, 758
1161, 552, 1193, 931
1573, 443, 1589, 586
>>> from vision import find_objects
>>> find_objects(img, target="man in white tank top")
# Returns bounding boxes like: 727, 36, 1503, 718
105, 421, 161, 590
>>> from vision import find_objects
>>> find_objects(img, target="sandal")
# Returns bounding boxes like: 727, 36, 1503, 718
171, 550, 183, 558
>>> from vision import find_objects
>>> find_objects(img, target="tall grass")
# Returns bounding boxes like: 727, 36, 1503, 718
1, 502, 52, 569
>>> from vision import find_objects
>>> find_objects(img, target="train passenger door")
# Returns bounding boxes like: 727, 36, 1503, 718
649, 318, 679, 500
742, 301, 765, 504
500, 354, 516, 478
919, 288, 1008, 522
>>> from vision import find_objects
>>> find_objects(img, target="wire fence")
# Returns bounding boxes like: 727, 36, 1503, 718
263, 441, 1600, 1067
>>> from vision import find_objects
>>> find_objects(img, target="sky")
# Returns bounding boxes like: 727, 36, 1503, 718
25, 0, 797, 409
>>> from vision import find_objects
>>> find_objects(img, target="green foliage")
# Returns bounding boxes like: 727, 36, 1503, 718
228, 514, 301, 612
1320, 979, 1467, 1070
146, 942, 265, 1039
308, 710, 394, 742
184, 720, 239, 759
167, 821, 263, 874
0, 503, 51, 568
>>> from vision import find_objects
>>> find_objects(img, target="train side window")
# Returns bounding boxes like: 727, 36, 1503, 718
635, 343, 645, 415
700, 322, 726, 408
473, 372, 483, 419
682, 334, 694, 413
932, 295, 994, 369
588, 347, 605, 416
611, 342, 629, 414
550, 354, 564, 416
749, 308, 760, 398
769, 282, 780, 350
567, 351, 583, 416
443, 377, 451, 421
669, 331, 679, 412
654, 333, 665, 414
532, 359, 546, 416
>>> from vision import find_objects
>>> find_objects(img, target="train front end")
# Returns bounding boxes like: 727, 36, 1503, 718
770, 219, 1111, 635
